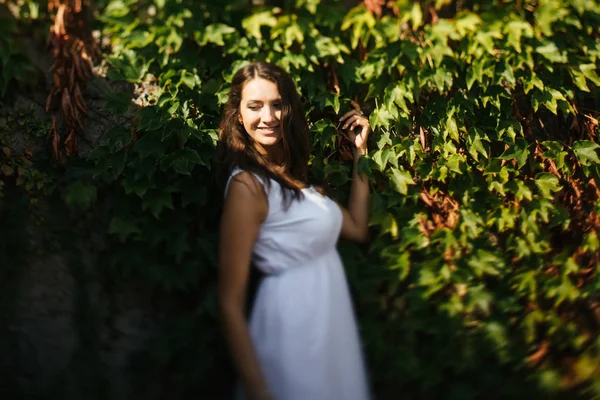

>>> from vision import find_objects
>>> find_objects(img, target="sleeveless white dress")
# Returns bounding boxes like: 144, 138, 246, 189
227, 169, 371, 400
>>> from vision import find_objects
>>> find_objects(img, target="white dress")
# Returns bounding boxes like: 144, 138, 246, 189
227, 169, 371, 400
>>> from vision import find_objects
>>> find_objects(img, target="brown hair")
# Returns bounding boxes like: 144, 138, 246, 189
214, 62, 311, 202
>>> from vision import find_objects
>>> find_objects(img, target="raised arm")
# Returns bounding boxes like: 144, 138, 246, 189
338, 109, 371, 244
218, 172, 273, 400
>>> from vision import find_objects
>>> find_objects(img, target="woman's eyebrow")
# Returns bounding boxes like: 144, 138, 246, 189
246, 98, 282, 104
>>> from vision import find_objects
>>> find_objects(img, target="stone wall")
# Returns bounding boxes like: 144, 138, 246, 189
0, 63, 159, 398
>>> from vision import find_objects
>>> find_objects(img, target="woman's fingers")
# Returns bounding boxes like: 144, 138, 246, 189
338, 108, 371, 149
339, 109, 361, 123
342, 114, 364, 129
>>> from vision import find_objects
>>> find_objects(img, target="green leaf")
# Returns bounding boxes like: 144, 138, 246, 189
500, 60, 516, 85
483, 158, 502, 175
535, 173, 562, 198
313, 36, 350, 60
534, 1, 568, 36
454, 12, 482, 37
467, 249, 503, 277
109, 217, 140, 242
201, 23, 236, 46
570, 69, 590, 92
312, 119, 337, 149
498, 138, 530, 169
393, 251, 411, 281
446, 115, 459, 142
271, 16, 305, 48
370, 104, 394, 130
532, 88, 562, 114
489, 180, 506, 196
297, 0, 319, 14
535, 42, 567, 63
580, 64, 600, 86
124, 30, 155, 49
65, 181, 97, 211
134, 132, 165, 160
523, 73, 545, 94
386, 84, 412, 115
467, 284, 493, 315
504, 21, 534, 53
123, 176, 153, 198
582, 231, 599, 252
142, 189, 173, 218
375, 131, 393, 149
472, 31, 500, 56
179, 70, 199, 89
372, 147, 398, 171
467, 127, 488, 161
369, 212, 399, 238
159, 148, 205, 175
326, 94, 340, 114
459, 209, 484, 240
548, 276, 579, 306
341, 5, 376, 49
540, 141, 568, 169
389, 168, 415, 195
410, 2, 423, 30
445, 154, 464, 174
106, 49, 152, 83
515, 181, 533, 201
242, 10, 277, 40
572, 140, 600, 166
102, 92, 134, 115
104, 125, 132, 153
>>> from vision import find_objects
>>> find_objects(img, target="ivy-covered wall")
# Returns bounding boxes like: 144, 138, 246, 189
1, 0, 599, 399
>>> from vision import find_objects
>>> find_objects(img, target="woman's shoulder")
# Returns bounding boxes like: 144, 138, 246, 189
225, 168, 270, 199
222, 169, 269, 223
228, 167, 268, 184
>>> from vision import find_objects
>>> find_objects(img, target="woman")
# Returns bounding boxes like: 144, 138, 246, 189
216, 61, 371, 400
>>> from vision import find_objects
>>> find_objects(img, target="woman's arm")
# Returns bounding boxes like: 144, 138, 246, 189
218, 172, 273, 400
338, 109, 371, 244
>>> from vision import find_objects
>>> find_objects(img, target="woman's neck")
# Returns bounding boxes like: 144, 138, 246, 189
256, 142, 285, 166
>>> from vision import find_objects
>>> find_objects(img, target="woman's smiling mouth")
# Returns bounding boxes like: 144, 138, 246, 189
258, 126, 279, 134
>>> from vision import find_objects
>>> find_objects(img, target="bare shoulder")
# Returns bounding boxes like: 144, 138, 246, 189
224, 171, 268, 222
227, 171, 265, 197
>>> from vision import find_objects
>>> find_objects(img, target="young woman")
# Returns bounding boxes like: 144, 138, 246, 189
216, 62, 371, 400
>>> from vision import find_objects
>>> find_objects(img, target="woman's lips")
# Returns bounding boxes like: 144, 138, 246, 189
258, 126, 279, 135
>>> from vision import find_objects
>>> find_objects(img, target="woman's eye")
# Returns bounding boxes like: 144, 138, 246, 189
273, 103, 282, 109
248, 106, 260, 111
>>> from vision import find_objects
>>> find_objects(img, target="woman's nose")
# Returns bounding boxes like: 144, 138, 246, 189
261, 106, 277, 122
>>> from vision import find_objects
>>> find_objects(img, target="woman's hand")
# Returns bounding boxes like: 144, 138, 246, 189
339, 108, 371, 152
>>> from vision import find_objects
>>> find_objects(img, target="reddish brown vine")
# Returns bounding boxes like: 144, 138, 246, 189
46, 0, 98, 163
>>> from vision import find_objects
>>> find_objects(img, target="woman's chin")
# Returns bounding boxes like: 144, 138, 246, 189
258, 136, 282, 147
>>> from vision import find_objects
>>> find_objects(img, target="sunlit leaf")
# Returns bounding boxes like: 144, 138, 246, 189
572, 140, 600, 166
341, 5, 376, 49
580, 64, 600, 86
242, 10, 277, 40
535, 42, 567, 63
535, 173, 562, 198
389, 168, 415, 195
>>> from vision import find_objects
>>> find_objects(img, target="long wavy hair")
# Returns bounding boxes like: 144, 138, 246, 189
214, 62, 311, 202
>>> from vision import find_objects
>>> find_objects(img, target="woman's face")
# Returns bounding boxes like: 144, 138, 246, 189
239, 77, 283, 149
